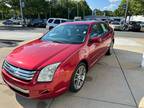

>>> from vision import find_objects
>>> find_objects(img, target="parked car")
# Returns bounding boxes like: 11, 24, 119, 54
3, 20, 14, 25
110, 21, 124, 31
1, 21, 114, 99
46, 18, 67, 30
3, 17, 30, 26
27, 19, 46, 28
74, 16, 82, 21
137, 21, 144, 32
127, 21, 141, 32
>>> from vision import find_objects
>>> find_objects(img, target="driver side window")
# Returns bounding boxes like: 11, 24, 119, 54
90, 24, 104, 38
90, 24, 99, 38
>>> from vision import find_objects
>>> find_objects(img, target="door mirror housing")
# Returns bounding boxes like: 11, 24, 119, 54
89, 37, 102, 43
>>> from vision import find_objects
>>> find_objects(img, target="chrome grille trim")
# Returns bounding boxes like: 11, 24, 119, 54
3, 61, 36, 81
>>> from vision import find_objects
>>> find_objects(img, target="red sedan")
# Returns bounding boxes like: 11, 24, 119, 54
1, 21, 114, 99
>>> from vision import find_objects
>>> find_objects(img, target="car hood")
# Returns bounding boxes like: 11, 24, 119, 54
6, 39, 82, 70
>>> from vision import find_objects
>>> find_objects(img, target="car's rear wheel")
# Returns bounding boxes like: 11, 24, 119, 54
70, 63, 87, 92
106, 41, 114, 55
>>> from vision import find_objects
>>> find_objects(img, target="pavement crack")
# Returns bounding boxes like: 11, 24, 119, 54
113, 49, 138, 108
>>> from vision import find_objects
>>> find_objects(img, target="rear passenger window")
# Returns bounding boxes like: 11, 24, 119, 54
54, 20, 61, 24
48, 19, 53, 23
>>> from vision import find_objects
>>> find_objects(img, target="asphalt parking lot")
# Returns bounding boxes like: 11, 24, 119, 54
0, 29, 144, 108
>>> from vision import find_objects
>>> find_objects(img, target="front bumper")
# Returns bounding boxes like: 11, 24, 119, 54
4, 79, 29, 94
1, 68, 68, 99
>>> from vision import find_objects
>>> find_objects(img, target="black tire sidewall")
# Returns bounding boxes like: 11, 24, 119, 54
106, 41, 114, 55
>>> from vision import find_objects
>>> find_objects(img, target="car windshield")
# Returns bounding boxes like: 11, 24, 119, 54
41, 24, 89, 44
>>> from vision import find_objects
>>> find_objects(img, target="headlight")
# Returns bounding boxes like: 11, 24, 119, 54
37, 63, 60, 82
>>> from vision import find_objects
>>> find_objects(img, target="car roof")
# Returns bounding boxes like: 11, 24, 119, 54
62, 21, 104, 25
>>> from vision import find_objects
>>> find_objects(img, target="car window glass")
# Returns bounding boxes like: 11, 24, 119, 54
48, 19, 53, 23
42, 24, 89, 44
61, 20, 66, 23
90, 24, 104, 38
90, 24, 99, 38
104, 23, 110, 31
39, 20, 43, 23
54, 20, 61, 24
100, 23, 108, 33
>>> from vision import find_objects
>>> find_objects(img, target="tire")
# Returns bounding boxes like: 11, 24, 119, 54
69, 63, 87, 92
136, 28, 140, 32
106, 41, 114, 56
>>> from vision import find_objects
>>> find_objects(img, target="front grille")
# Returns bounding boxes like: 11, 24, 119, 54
3, 61, 36, 81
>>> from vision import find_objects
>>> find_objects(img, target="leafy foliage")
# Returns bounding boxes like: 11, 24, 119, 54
0, 0, 91, 19
114, 0, 144, 16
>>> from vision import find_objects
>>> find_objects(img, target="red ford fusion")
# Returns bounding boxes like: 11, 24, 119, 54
1, 21, 114, 99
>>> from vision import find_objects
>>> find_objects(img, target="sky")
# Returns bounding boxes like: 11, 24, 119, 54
85, 0, 121, 11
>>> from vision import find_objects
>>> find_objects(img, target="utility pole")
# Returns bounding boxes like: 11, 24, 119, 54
92, 10, 93, 16
19, 0, 24, 25
125, 0, 129, 23
68, 8, 70, 19
49, 0, 51, 17
77, 3, 79, 16
45, 0, 51, 17
68, 7, 75, 19
83, 8, 85, 18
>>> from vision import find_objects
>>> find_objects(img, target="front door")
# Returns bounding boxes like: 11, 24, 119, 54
88, 23, 104, 66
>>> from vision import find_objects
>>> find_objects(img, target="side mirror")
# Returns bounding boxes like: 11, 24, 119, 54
89, 37, 102, 43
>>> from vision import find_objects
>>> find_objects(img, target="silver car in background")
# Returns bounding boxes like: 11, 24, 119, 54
110, 21, 124, 31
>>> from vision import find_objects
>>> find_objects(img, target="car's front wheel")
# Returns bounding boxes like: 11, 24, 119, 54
70, 63, 87, 92
106, 41, 114, 55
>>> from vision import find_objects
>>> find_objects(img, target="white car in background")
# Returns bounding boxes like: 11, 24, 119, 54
46, 18, 67, 30
110, 21, 124, 31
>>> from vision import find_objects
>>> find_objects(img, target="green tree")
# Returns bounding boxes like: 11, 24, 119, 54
94, 9, 104, 16
0, 0, 92, 19
103, 10, 114, 16
114, 0, 144, 16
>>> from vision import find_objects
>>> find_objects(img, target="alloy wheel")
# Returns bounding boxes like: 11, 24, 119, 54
73, 65, 86, 90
